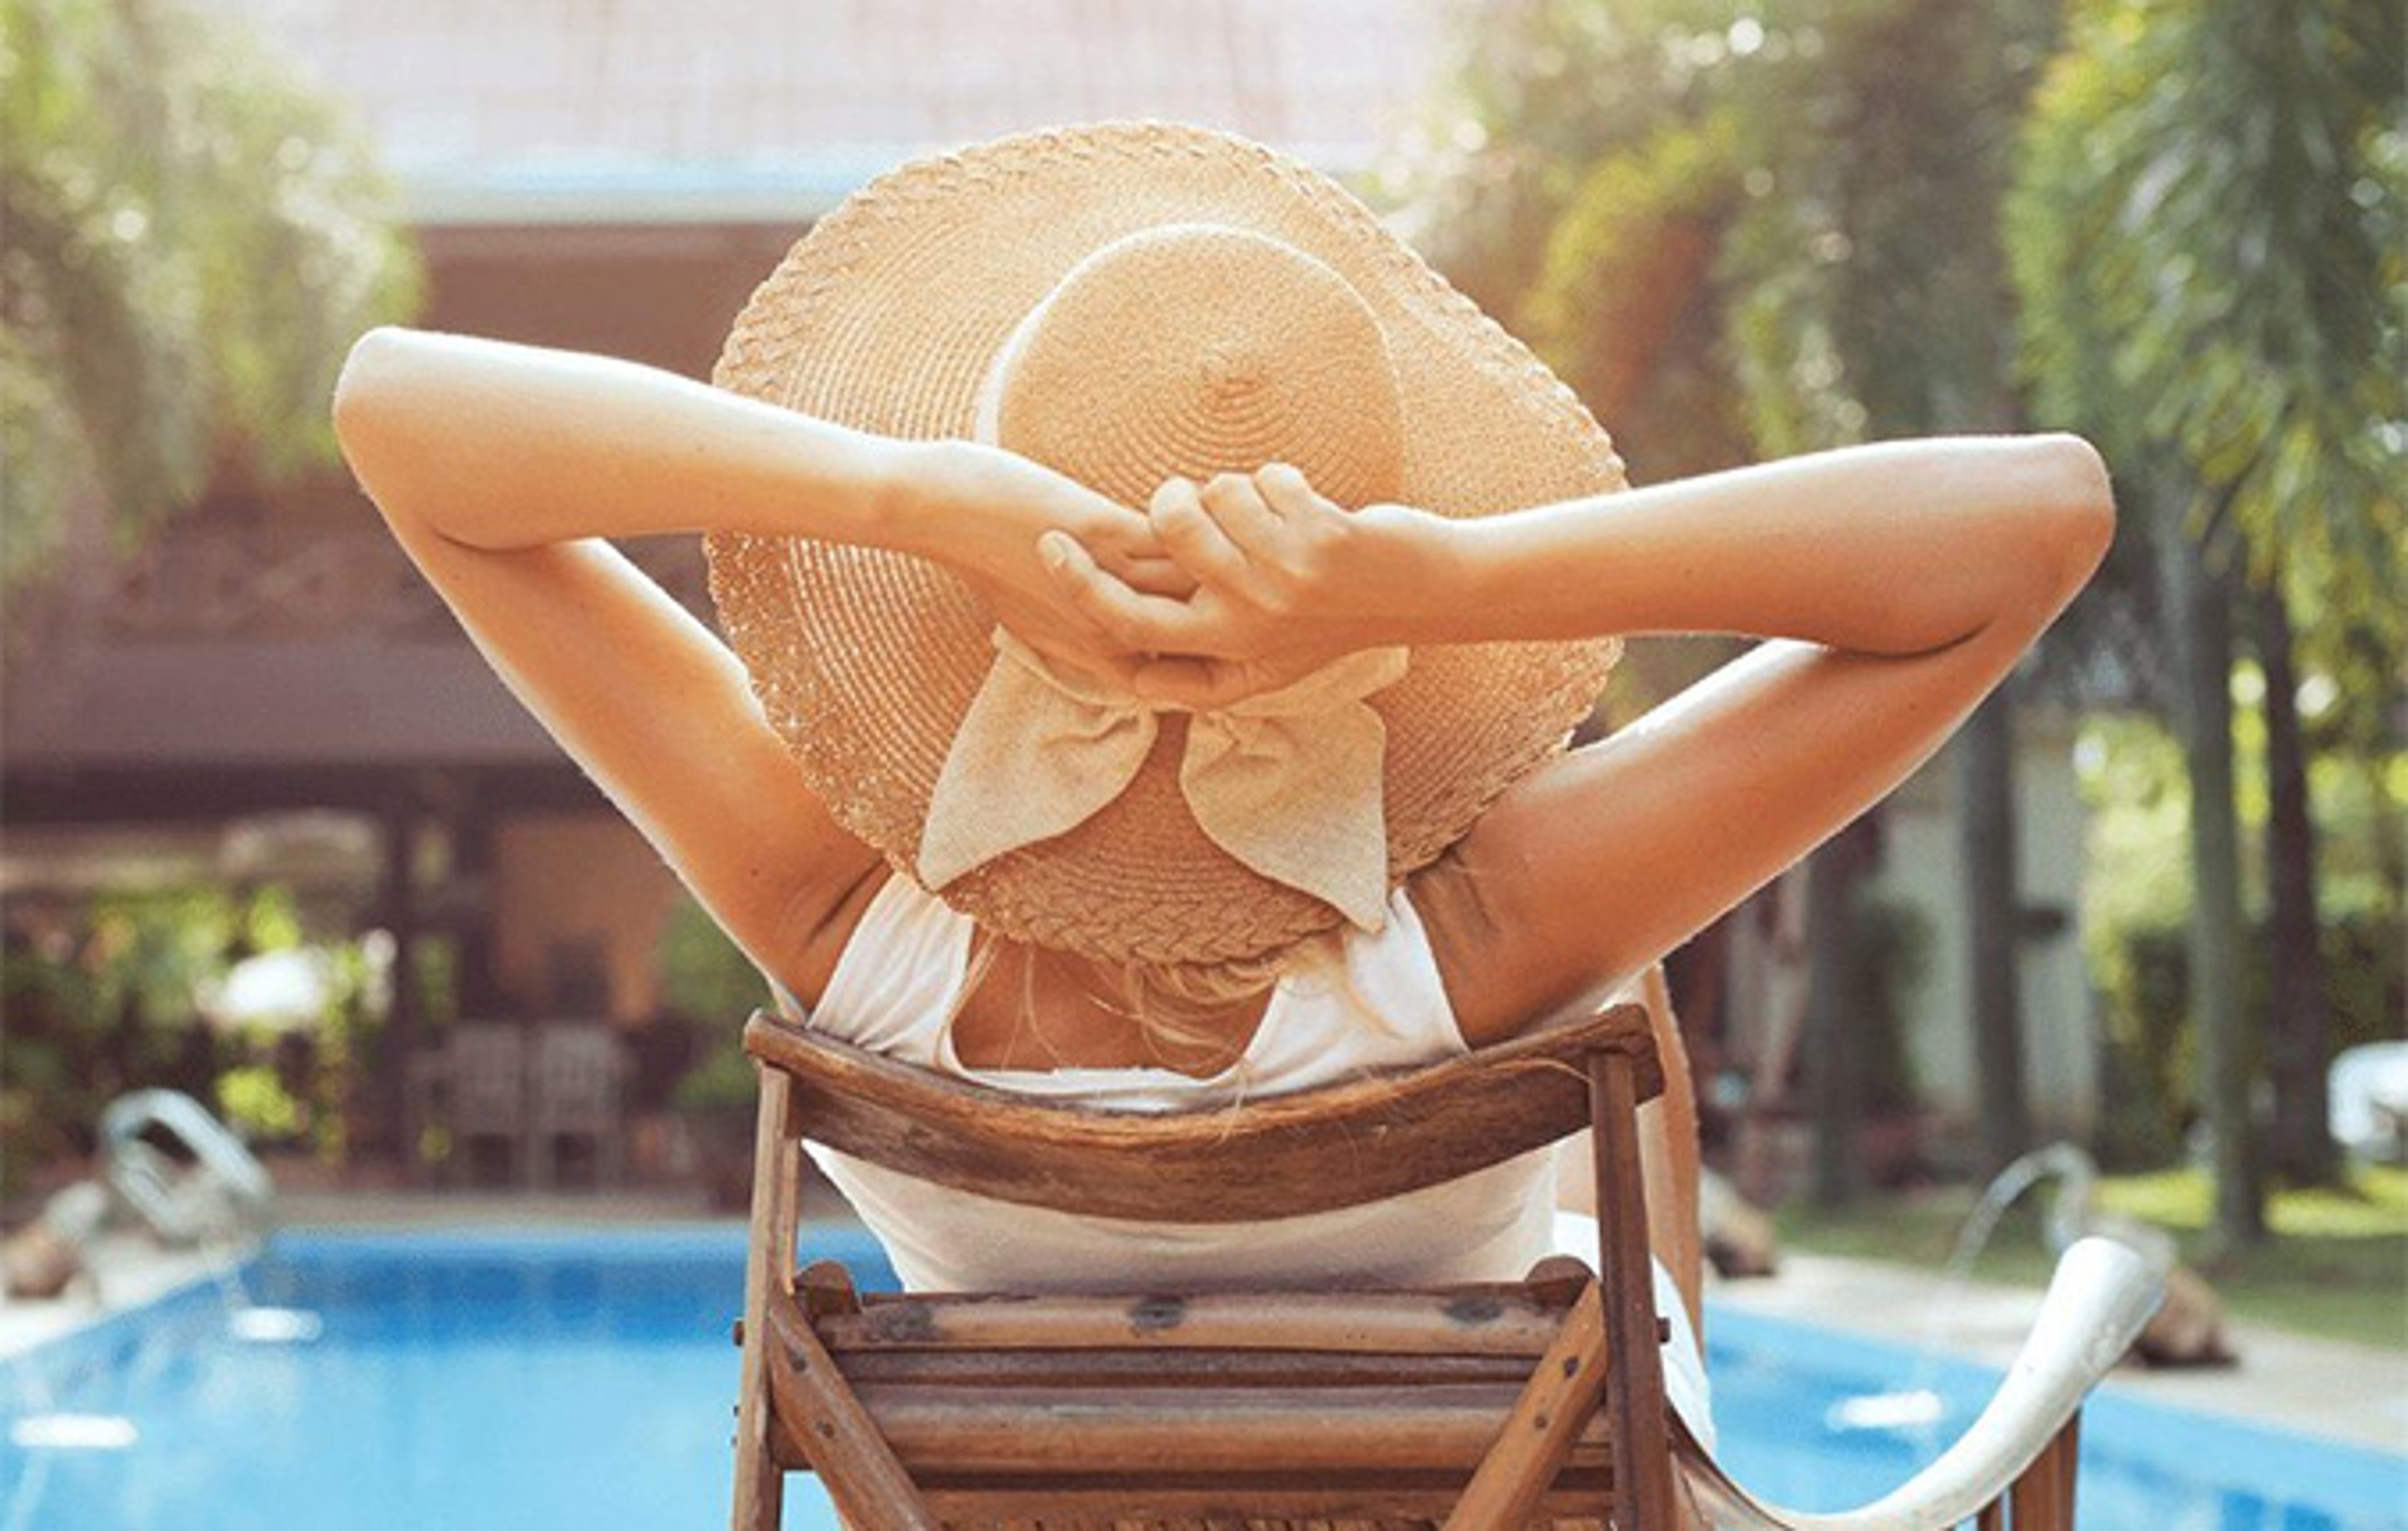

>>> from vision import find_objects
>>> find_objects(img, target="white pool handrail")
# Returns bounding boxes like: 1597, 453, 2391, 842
97, 1090, 275, 1246
1673, 1237, 2165, 1530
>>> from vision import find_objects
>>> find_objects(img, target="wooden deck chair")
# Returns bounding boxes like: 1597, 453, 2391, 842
728, 999, 2163, 1531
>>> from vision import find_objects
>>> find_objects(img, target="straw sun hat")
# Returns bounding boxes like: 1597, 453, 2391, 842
705, 120, 1624, 975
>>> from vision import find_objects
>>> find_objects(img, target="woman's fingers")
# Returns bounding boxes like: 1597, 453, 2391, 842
1198, 471, 1288, 561
1030, 465, 1365, 681
1075, 498, 1198, 597
1038, 530, 1201, 652
1017, 631, 1144, 693
1148, 478, 1250, 590
1126, 656, 1245, 710
1114, 552, 1200, 597
1253, 461, 1334, 521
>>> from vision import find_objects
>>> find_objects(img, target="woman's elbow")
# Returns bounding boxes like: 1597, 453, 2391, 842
2013, 433, 2116, 602
329, 325, 433, 465
2039, 433, 2115, 566
332, 327, 446, 525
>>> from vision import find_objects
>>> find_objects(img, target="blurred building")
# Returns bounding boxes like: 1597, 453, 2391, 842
0, 0, 1443, 1164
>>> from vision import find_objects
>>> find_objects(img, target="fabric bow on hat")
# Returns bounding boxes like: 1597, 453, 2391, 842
918, 631, 1410, 932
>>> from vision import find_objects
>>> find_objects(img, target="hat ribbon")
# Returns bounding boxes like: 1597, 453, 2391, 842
917, 630, 1409, 931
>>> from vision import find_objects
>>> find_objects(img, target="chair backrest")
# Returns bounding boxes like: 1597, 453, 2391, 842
739, 999, 1661, 1222
733, 997, 1682, 1531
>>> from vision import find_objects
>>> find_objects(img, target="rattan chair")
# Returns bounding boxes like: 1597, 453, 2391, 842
727, 1000, 2160, 1530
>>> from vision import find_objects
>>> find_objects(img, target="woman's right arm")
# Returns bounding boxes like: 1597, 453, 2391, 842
1047, 438, 2115, 1040
332, 327, 1162, 999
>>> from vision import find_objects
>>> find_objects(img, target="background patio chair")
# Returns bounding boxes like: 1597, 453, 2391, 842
728, 999, 2161, 1530
529, 1020, 627, 1189
409, 1020, 530, 1186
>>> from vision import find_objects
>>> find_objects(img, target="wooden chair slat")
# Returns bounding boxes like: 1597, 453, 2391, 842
2009, 1413, 2081, 1531
731, 1068, 799, 1531
914, 1470, 1615, 1527
741, 1002, 1659, 1223
833, 1382, 1613, 1475
838, 1349, 1541, 1389
1589, 1055, 1680, 1528
819, 1286, 1578, 1357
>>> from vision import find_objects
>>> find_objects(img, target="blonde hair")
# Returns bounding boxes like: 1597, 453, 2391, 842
950, 930, 1305, 1071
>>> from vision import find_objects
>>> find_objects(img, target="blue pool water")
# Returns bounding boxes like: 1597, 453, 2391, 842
1, 1228, 2399, 1529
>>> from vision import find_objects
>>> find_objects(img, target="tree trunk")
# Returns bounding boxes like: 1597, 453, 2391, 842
1806, 826, 1869, 1207
1961, 685, 2032, 1176
2163, 517, 2264, 1250
2256, 572, 2337, 1185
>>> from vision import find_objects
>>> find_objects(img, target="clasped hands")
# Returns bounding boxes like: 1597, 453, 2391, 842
924, 442, 1439, 710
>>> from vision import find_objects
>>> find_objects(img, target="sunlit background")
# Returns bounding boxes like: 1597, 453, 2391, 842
0, 0, 2400, 1525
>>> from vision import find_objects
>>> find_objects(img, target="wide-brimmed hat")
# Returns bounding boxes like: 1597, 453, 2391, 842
705, 121, 1622, 974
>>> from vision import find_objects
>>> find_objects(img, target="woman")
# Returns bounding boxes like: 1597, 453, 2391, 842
332, 124, 2113, 1453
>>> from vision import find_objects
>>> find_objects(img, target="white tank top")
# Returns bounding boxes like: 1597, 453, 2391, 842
785, 873, 1715, 1442
793, 873, 1558, 1290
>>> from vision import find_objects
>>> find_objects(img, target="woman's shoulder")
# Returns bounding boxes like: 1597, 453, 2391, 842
1397, 848, 1510, 1041
1402, 844, 1613, 1047
783, 866, 944, 1014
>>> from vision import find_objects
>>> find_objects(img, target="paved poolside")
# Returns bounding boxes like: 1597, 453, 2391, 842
1711, 1249, 2408, 1457
6, 1189, 2400, 1458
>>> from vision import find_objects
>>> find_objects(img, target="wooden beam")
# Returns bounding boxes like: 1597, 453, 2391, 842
745, 1002, 1661, 1223
1592, 1053, 1678, 1529
826, 1382, 1611, 1476
761, 1291, 936, 1528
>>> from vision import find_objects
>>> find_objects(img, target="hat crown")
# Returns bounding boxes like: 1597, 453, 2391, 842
707, 122, 1622, 972
979, 224, 1404, 510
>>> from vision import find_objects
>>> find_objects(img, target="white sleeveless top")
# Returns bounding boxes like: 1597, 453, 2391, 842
788, 873, 1714, 1443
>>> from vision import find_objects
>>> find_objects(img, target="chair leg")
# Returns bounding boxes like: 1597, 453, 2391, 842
1591, 1051, 1677, 1530
763, 1288, 938, 1529
734, 1066, 800, 1531
1445, 1280, 1608, 1530
2009, 1411, 2082, 1530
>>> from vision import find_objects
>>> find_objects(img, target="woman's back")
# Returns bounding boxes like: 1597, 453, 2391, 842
785, 868, 1719, 1443
796, 873, 1563, 1288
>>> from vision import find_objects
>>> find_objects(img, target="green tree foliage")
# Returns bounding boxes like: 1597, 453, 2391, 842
1402, 0, 2071, 1192
1396, 0, 2059, 475
2078, 703, 2405, 1165
2, 883, 297, 1196
0, 0, 420, 587
2007, 0, 2404, 692
2009, 0, 2402, 1238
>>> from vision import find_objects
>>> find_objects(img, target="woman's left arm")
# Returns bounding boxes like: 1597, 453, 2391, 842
1045, 441, 2113, 1038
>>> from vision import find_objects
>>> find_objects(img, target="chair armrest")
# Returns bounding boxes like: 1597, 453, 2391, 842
1674, 1238, 2165, 1531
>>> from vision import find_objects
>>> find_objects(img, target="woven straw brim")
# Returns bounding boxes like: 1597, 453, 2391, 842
705, 121, 1622, 971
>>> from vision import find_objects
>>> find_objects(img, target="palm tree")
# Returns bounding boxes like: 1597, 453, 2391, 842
2009, 0, 2404, 1245
1405, 0, 2069, 1195
1, 0, 420, 590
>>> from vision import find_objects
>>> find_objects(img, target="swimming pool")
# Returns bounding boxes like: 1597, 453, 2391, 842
2, 1228, 2399, 1529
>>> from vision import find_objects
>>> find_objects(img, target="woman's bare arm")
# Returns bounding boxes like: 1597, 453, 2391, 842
332, 327, 1166, 998
1047, 438, 2115, 1040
